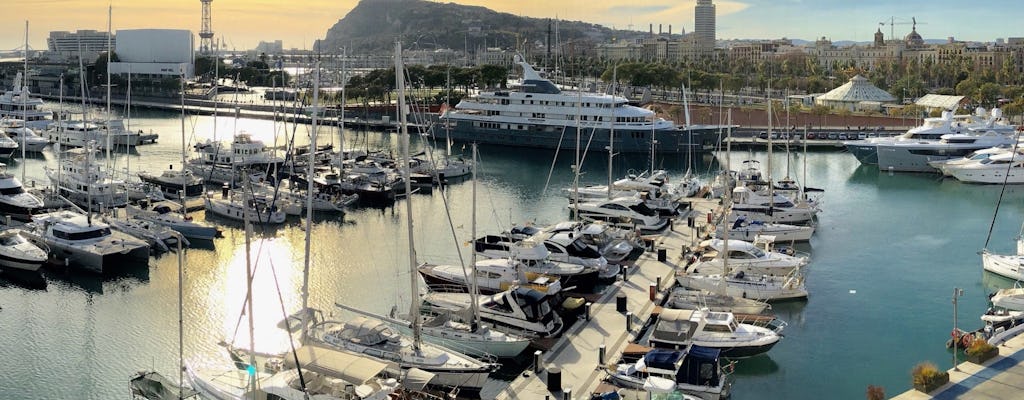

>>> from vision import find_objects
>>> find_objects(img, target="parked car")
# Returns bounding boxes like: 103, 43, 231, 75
827, 132, 839, 140
806, 132, 817, 140
758, 131, 768, 139
857, 132, 867, 139
837, 133, 848, 140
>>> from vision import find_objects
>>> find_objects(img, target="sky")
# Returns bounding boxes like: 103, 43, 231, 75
1, 0, 1020, 52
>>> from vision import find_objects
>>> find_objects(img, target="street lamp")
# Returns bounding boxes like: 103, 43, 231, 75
952, 287, 964, 371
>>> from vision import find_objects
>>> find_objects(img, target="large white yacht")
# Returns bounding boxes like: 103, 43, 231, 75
441, 56, 721, 154
21, 210, 149, 274
648, 308, 783, 358
0, 73, 53, 129
948, 151, 1024, 184
877, 130, 1015, 173
845, 108, 1014, 166
45, 147, 128, 209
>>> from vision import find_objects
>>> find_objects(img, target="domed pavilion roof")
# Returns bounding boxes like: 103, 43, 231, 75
816, 75, 896, 103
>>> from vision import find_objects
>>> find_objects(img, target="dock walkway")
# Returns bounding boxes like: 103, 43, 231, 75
893, 329, 1024, 399
495, 200, 716, 399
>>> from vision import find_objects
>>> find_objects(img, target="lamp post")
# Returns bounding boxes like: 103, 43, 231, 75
952, 287, 964, 371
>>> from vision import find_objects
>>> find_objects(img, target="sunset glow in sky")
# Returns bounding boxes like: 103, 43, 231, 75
2, 0, 1018, 51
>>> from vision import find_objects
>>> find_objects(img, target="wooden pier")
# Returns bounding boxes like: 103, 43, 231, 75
495, 199, 717, 399
892, 327, 1024, 400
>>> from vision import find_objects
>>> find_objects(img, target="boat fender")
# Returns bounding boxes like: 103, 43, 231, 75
961, 334, 974, 348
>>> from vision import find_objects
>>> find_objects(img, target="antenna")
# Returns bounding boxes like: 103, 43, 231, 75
199, 0, 214, 54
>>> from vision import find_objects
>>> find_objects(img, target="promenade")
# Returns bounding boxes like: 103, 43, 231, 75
495, 199, 715, 399
893, 328, 1024, 399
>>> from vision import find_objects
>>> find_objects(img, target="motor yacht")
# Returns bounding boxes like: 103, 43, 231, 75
0, 229, 48, 271
571, 196, 669, 234
609, 347, 732, 400
647, 308, 783, 358
21, 210, 149, 274
420, 287, 564, 339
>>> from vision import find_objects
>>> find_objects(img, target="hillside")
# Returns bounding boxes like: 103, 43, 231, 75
319, 0, 632, 55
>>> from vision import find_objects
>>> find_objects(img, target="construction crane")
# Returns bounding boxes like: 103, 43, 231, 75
879, 17, 926, 42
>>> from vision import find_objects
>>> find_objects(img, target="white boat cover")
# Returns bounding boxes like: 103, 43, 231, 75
289, 344, 387, 385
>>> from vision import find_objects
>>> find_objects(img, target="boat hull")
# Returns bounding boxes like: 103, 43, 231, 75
844, 142, 879, 165
982, 252, 1024, 281
445, 120, 718, 154
0, 252, 44, 272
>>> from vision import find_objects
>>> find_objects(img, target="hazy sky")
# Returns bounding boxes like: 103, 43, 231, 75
2, 0, 1019, 51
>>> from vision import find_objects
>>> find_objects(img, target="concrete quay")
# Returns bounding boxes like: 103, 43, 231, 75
892, 329, 1024, 400
495, 199, 716, 400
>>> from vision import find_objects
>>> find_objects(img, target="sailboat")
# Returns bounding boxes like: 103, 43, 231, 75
309, 43, 496, 395
981, 207, 1024, 281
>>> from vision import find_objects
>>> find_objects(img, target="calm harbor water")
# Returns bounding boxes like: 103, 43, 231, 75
0, 107, 1022, 399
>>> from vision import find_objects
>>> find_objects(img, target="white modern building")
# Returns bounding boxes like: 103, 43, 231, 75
47, 30, 114, 60
108, 29, 194, 78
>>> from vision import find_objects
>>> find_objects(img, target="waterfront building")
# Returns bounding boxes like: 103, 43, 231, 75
46, 30, 114, 61
107, 29, 195, 78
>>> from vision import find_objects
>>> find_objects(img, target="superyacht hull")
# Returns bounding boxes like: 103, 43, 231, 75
446, 120, 718, 154
844, 142, 880, 165
877, 146, 981, 173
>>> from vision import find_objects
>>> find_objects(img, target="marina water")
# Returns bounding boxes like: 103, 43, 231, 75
0, 108, 1021, 399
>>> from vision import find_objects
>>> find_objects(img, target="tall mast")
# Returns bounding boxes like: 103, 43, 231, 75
721, 109, 732, 295
572, 79, 581, 221
395, 41, 421, 349
766, 81, 774, 217
301, 59, 320, 342
340, 47, 346, 163
242, 171, 257, 399
607, 66, 616, 200
105, 4, 112, 162
20, 21, 28, 184
469, 143, 481, 329
180, 69, 187, 208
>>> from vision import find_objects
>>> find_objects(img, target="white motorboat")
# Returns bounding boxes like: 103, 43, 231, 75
929, 146, 1016, 177
21, 210, 150, 274
472, 230, 611, 284
420, 287, 564, 339
0, 163, 44, 220
609, 347, 732, 400
103, 213, 182, 252
138, 166, 206, 199
715, 216, 814, 242
126, 202, 221, 241
666, 288, 770, 315
689, 237, 808, 276
571, 196, 670, 234
729, 186, 818, 225
948, 151, 1024, 184
0, 119, 48, 152
991, 287, 1024, 312
0, 229, 48, 271
309, 316, 495, 393
647, 308, 782, 358
408, 310, 531, 359
544, 221, 642, 264
418, 258, 563, 296
253, 179, 356, 215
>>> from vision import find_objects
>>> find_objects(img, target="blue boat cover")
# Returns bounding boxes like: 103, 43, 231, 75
643, 349, 684, 370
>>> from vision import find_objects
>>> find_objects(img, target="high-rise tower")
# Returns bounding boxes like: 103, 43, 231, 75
694, 0, 715, 50
199, 0, 214, 53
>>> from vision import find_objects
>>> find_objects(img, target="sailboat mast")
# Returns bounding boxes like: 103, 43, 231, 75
301, 60, 321, 342
179, 69, 188, 207
340, 47, 346, 162
607, 66, 616, 200
242, 171, 257, 398
721, 109, 732, 295
21, 21, 27, 184
395, 42, 421, 349
105, 5, 112, 162
470, 143, 481, 329
572, 83, 581, 221
766, 83, 774, 215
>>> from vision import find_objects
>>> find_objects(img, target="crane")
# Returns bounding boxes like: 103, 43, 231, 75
879, 17, 926, 43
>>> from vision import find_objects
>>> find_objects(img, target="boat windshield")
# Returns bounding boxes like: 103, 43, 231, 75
628, 202, 659, 217
0, 186, 25, 195
566, 239, 601, 258
53, 227, 111, 241
0, 234, 24, 246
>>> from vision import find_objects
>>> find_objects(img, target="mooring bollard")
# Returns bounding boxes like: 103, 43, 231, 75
534, 350, 543, 373
657, 276, 662, 290
658, 248, 667, 262
649, 283, 657, 302
616, 293, 627, 313
626, 311, 634, 331
621, 265, 629, 281
585, 302, 592, 321
599, 344, 606, 365
545, 367, 561, 392
562, 387, 572, 400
